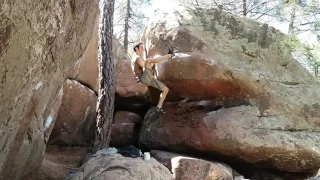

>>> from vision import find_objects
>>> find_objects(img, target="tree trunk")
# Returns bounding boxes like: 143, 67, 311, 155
195, 0, 199, 6
315, 65, 319, 78
123, 0, 130, 52
92, 0, 115, 152
289, 0, 298, 35
243, 0, 247, 16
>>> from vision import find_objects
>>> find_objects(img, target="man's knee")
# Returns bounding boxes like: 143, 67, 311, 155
163, 86, 169, 93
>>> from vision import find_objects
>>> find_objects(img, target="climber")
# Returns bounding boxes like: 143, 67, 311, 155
131, 42, 175, 113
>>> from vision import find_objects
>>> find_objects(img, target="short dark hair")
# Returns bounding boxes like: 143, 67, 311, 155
133, 42, 143, 52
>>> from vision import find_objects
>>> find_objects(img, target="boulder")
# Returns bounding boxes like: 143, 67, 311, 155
110, 111, 142, 146
139, 7, 320, 172
48, 79, 97, 146
68, 19, 99, 92
151, 150, 234, 180
110, 123, 140, 146
139, 100, 320, 173
70, 154, 173, 180
113, 111, 142, 124
0, 0, 98, 179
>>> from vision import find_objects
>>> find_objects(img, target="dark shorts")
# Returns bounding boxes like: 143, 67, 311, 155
140, 68, 166, 91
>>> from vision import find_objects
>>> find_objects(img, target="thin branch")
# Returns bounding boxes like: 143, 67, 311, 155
254, 6, 278, 20
114, 16, 126, 25
247, 1, 268, 13
195, 0, 199, 6
299, 21, 317, 26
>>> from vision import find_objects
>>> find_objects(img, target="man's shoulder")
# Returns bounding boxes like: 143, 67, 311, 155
132, 55, 141, 62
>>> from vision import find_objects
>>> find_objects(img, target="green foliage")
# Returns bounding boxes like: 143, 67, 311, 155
284, 32, 320, 77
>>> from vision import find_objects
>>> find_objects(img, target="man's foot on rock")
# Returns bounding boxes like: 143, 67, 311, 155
156, 107, 165, 114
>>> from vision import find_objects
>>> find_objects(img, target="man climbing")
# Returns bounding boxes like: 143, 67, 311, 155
132, 42, 174, 113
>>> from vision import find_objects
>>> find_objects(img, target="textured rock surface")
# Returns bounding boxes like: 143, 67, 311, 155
110, 123, 140, 146
43, 88, 64, 143
139, 7, 320, 172
69, 18, 128, 93
70, 154, 173, 180
113, 111, 142, 124
110, 111, 142, 146
68, 19, 100, 92
0, 0, 98, 179
48, 79, 97, 146
151, 150, 234, 180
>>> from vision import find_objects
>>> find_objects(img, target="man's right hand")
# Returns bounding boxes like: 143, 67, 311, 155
134, 75, 141, 83
168, 45, 175, 58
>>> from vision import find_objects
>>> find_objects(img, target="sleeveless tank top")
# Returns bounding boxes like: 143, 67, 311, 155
131, 54, 156, 82
132, 55, 143, 82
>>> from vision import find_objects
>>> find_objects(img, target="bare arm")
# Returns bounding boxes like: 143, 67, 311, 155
146, 54, 172, 64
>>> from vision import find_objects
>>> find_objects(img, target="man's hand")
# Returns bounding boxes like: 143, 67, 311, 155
167, 45, 175, 58
134, 75, 141, 83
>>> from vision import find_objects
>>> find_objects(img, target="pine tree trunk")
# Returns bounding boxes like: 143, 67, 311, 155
289, 0, 298, 35
123, 0, 130, 52
243, 0, 247, 16
92, 0, 115, 152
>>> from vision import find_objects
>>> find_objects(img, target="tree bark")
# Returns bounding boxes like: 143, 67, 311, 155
123, 0, 131, 52
92, 0, 115, 152
243, 0, 247, 16
289, 0, 298, 35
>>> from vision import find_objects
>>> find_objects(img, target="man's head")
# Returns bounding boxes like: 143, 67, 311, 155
133, 42, 144, 55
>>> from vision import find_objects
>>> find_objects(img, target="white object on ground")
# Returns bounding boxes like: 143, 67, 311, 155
144, 152, 150, 160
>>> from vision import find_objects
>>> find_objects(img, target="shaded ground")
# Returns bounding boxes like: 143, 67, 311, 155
25, 145, 88, 180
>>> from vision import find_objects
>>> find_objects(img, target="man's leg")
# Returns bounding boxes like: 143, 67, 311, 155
157, 86, 169, 109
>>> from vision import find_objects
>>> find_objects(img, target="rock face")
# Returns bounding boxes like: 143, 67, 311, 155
69, 19, 129, 93
68, 16, 145, 100
110, 111, 142, 146
113, 111, 142, 124
110, 123, 140, 146
68, 19, 100, 92
68, 15, 148, 101
151, 150, 234, 180
0, 0, 98, 179
48, 79, 97, 146
70, 154, 173, 180
139, 7, 320, 172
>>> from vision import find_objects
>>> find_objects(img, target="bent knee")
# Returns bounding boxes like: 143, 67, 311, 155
162, 86, 169, 93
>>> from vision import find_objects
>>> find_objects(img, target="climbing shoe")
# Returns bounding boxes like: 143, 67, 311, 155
156, 107, 165, 114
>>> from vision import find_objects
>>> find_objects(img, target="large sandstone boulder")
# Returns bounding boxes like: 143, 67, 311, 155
48, 79, 97, 146
151, 150, 234, 180
113, 111, 142, 124
0, 0, 98, 179
70, 154, 173, 180
110, 123, 140, 146
110, 111, 142, 146
139, 7, 320, 173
